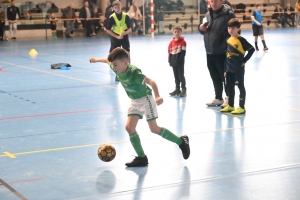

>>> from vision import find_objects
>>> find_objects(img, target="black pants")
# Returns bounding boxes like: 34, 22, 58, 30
82, 20, 93, 36
0, 21, 5, 39
92, 20, 102, 33
285, 15, 295, 26
172, 64, 186, 90
226, 71, 246, 108
145, 17, 151, 34
109, 35, 130, 53
206, 54, 228, 100
131, 18, 138, 32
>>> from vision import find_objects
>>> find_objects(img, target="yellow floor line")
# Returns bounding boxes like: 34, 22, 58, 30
2, 119, 300, 159
3, 152, 16, 158
0, 140, 128, 158
0, 60, 117, 89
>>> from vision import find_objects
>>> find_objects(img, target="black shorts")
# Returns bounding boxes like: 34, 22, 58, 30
109, 35, 130, 53
252, 25, 263, 36
51, 24, 56, 31
226, 68, 245, 86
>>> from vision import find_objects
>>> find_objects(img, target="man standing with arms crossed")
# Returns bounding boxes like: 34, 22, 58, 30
198, 0, 235, 107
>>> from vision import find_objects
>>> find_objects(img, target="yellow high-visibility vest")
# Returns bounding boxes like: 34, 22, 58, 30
112, 12, 128, 35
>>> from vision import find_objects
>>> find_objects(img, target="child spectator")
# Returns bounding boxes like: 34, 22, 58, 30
49, 12, 58, 39
168, 25, 187, 97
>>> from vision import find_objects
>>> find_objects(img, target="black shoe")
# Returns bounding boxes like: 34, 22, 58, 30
179, 135, 190, 159
115, 76, 119, 82
179, 89, 186, 97
12, 37, 16, 40
169, 88, 181, 96
125, 156, 148, 167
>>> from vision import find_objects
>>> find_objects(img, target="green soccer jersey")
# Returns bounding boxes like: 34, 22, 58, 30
110, 64, 152, 99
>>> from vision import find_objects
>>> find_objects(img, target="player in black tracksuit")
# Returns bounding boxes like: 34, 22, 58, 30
221, 18, 255, 114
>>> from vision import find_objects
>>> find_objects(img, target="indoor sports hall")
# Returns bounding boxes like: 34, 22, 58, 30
1, 28, 300, 199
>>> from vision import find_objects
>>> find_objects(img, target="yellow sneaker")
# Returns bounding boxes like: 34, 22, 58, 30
220, 105, 235, 112
231, 107, 246, 115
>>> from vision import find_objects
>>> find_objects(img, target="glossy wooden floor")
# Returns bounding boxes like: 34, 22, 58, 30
1, 28, 300, 200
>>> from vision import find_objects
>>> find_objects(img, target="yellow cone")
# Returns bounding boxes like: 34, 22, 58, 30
29, 49, 38, 57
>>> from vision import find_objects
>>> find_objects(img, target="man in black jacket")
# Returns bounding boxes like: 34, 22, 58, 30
7, 0, 20, 40
284, 3, 295, 27
79, 1, 94, 37
198, 1, 235, 107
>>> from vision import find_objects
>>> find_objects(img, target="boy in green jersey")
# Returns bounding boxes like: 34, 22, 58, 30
90, 47, 190, 167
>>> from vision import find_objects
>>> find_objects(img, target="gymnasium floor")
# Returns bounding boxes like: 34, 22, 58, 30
0, 28, 300, 200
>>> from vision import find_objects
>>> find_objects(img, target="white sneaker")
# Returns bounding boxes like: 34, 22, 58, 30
220, 97, 229, 108
206, 99, 224, 106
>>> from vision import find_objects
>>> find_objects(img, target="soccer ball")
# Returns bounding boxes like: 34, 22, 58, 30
98, 144, 116, 162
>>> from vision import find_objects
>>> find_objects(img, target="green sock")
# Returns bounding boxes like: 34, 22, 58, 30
129, 132, 145, 157
159, 128, 182, 145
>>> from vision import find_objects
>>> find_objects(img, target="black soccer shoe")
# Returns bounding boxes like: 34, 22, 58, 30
179, 135, 190, 159
125, 155, 148, 167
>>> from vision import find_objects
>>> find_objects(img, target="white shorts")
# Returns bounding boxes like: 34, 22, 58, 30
128, 95, 158, 121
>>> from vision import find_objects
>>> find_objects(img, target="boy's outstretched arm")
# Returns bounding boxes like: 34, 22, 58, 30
145, 77, 163, 106
89, 57, 110, 65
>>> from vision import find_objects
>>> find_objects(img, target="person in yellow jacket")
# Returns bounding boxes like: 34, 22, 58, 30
106, 0, 132, 81
106, 1, 132, 53
296, 0, 300, 27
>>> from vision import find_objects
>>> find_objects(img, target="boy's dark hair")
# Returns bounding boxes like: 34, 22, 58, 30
108, 48, 129, 62
112, 0, 121, 6
256, 2, 262, 7
228, 18, 242, 28
173, 25, 183, 32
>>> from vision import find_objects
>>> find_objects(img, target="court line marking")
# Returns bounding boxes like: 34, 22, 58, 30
1, 118, 300, 159
0, 107, 119, 121
0, 179, 28, 200
0, 60, 117, 89
8, 178, 45, 185
3, 152, 16, 158
0, 140, 127, 158
67, 162, 300, 200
